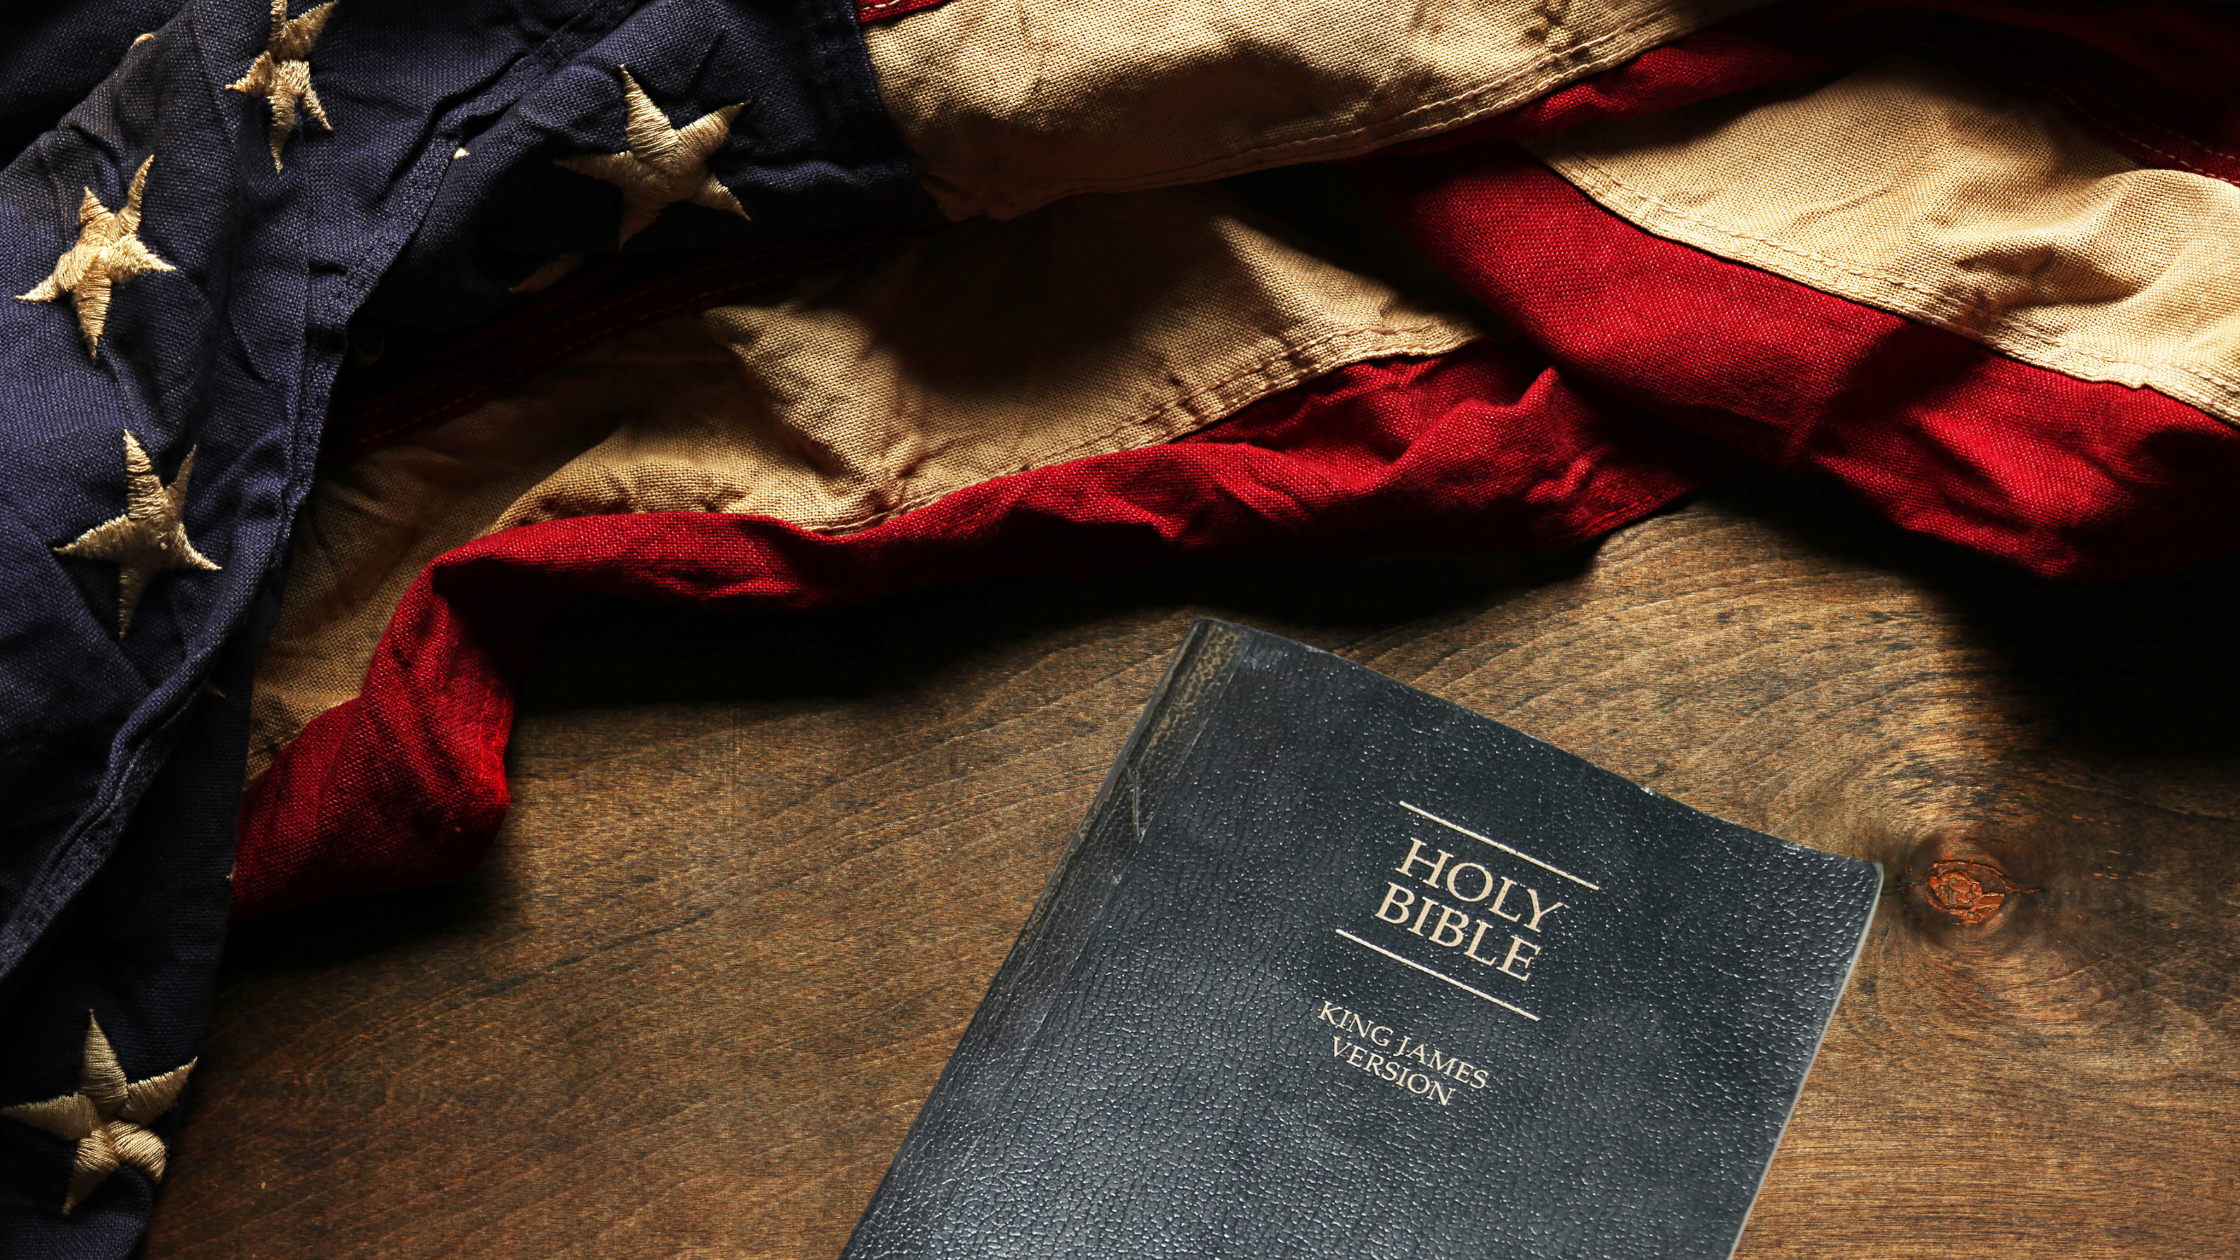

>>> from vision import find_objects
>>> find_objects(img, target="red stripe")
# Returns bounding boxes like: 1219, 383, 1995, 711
1360, 3, 1923, 158
1925, 0, 2240, 186
241, 0, 2240, 915
232, 342, 1731, 916
1352, 144, 2240, 582
855, 0, 951, 24
1364, 0, 2240, 181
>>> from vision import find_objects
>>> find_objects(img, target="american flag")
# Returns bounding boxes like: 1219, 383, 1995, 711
1, 0, 2232, 1250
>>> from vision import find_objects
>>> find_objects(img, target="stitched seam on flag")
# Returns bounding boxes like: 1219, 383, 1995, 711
1, 16, 283, 973
968, 0, 1749, 214
857, 0, 921, 13
238, 387, 1704, 863
2069, 107, 2211, 178
806, 321, 1473, 531
788, 320, 1480, 536
1558, 158, 1950, 298
2054, 84, 2238, 180
1552, 154, 2240, 415
2085, 85, 2240, 166
3, 673, 199, 979
1008, 3, 1691, 187
246, 317, 1483, 778
15, 0, 635, 968
1, 26, 320, 969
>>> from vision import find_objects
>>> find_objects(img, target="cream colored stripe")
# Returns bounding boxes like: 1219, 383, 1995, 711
867, 0, 1768, 221
245, 180, 1494, 781
1528, 55, 2240, 424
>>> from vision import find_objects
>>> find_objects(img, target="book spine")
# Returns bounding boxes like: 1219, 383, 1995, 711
991, 620, 1248, 1004
838, 618, 1250, 1258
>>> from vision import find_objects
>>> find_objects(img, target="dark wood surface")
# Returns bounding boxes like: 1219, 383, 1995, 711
143, 477, 2239, 1259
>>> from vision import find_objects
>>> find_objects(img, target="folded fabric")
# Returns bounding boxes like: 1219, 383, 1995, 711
2, 0, 2236, 1251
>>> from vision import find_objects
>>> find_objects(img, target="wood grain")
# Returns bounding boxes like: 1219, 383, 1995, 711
143, 476, 2239, 1259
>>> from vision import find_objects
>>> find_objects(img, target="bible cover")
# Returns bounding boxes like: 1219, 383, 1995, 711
841, 620, 1881, 1260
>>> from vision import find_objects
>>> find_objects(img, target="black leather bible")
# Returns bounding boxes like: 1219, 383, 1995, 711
842, 620, 1881, 1260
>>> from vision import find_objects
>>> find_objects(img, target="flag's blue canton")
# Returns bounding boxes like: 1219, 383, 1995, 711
0, 0, 933, 1251
0, 2, 188, 169
372, 0, 935, 329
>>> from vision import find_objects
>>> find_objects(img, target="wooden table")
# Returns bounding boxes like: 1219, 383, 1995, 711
144, 476, 2240, 1258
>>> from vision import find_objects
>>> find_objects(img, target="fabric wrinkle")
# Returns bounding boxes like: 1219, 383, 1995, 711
1529, 54, 2240, 424
241, 180, 1489, 781
867, 0, 1768, 219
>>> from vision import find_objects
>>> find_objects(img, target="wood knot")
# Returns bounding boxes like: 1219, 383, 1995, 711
1921, 858, 2033, 925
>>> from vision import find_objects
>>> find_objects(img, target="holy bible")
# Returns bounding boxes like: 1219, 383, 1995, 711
841, 620, 1881, 1260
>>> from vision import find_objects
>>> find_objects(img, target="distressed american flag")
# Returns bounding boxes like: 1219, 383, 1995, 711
1, 0, 2235, 1252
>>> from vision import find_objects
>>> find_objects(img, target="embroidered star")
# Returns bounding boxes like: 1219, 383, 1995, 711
226, 0, 338, 171
18, 156, 175, 358
55, 431, 220, 637
2, 1013, 194, 1214
554, 65, 748, 246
